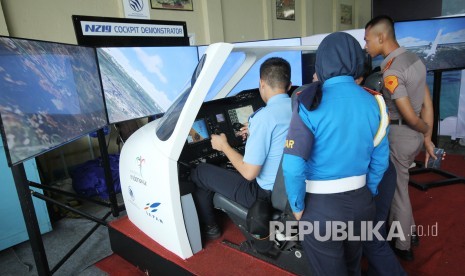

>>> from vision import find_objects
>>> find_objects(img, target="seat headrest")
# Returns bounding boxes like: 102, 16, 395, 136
290, 84, 311, 107
271, 158, 288, 211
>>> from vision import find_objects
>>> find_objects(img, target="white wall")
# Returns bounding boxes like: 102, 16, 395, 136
200, 0, 224, 43
0, 0, 122, 43
313, 0, 334, 34
271, 0, 305, 40
356, 0, 372, 30
221, 0, 266, 42
149, 0, 210, 44
0, 0, 372, 45
0, 1, 8, 35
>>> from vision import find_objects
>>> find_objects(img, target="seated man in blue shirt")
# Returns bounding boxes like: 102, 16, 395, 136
191, 57, 293, 240
282, 32, 389, 275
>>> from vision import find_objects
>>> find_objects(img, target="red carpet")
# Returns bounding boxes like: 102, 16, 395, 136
402, 152, 465, 276
96, 254, 146, 276
96, 153, 465, 275
98, 212, 293, 275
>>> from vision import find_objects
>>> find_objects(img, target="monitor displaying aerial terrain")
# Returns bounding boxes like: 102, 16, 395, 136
0, 36, 107, 166
97, 46, 199, 123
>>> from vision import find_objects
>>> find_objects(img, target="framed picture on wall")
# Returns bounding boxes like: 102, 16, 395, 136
151, 0, 193, 11
340, 4, 353, 25
276, 0, 295, 20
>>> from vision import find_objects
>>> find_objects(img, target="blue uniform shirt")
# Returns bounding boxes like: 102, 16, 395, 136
282, 76, 389, 212
244, 93, 292, 190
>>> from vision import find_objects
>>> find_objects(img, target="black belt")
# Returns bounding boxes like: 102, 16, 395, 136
390, 119, 404, 125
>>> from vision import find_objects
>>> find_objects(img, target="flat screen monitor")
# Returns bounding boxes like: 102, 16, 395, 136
97, 46, 199, 124
187, 118, 209, 144
231, 38, 303, 95
199, 37, 303, 101
227, 105, 254, 137
395, 16, 465, 71
0, 36, 108, 166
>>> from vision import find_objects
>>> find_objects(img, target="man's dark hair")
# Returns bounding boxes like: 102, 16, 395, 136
365, 15, 396, 40
260, 57, 291, 91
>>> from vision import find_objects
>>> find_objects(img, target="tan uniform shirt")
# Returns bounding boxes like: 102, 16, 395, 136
381, 47, 426, 120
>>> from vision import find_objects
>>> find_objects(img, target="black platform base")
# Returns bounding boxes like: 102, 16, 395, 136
108, 215, 314, 275
108, 225, 190, 276
409, 167, 465, 191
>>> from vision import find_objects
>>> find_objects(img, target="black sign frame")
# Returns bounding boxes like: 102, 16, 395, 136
72, 15, 189, 47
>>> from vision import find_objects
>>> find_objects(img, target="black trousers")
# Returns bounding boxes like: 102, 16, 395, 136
191, 163, 271, 225
362, 161, 407, 276
301, 185, 375, 276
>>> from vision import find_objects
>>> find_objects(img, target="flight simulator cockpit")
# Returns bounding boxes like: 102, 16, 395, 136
119, 43, 317, 261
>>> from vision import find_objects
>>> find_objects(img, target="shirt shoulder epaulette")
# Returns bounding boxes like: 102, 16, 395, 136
382, 57, 395, 73
383, 57, 399, 94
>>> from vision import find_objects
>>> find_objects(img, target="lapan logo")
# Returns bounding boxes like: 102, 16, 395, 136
129, 0, 144, 12
144, 202, 164, 224
84, 24, 112, 33
144, 202, 161, 213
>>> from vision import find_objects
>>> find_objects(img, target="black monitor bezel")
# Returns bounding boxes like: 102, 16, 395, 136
0, 35, 109, 167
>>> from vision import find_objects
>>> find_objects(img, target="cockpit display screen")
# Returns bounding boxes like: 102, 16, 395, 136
227, 105, 254, 136
187, 118, 210, 144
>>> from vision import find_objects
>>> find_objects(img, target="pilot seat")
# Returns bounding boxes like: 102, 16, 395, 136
212, 85, 313, 276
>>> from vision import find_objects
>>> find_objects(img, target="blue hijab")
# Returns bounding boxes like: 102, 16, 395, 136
315, 32, 365, 83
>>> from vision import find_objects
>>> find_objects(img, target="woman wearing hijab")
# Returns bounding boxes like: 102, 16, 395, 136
282, 32, 390, 275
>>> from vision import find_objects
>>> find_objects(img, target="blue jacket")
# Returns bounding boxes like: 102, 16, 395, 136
282, 77, 389, 213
